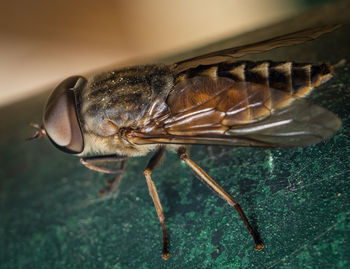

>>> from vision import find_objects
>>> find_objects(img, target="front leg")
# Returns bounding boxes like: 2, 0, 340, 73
80, 155, 127, 195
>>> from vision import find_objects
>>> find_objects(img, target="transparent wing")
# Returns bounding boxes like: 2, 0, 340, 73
127, 78, 341, 147
174, 25, 341, 74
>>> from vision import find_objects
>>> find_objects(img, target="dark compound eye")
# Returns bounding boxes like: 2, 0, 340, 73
43, 76, 87, 154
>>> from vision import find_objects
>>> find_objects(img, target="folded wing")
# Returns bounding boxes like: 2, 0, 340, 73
127, 77, 341, 147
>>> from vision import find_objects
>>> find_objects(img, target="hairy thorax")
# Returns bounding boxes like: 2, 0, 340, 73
77, 64, 174, 156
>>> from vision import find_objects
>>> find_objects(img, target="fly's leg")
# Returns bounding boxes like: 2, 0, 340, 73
80, 155, 127, 174
80, 155, 127, 195
98, 161, 126, 196
143, 146, 170, 260
177, 146, 264, 251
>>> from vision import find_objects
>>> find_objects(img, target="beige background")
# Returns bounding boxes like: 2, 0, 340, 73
0, 0, 307, 106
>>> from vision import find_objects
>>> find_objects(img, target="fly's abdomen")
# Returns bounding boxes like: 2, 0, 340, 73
180, 60, 332, 96
175, 60, 333, 123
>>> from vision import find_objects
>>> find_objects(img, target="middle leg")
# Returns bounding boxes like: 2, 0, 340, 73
143, 146, 170, 260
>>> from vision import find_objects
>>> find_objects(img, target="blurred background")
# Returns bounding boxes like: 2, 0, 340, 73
0, 0, 334, 106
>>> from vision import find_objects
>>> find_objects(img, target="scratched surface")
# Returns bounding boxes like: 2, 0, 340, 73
1, 2, 350, 269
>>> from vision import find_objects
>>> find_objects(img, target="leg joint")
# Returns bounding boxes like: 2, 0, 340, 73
159, 214, 165, 223
144, 168, 151, 177
177, 146, 187, 160
229, 200, 238, 207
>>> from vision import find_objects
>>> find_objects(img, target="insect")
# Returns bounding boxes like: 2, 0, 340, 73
30, 25, 342, 260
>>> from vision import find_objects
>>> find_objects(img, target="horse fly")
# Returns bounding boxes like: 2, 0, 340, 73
29, 25, 342, 259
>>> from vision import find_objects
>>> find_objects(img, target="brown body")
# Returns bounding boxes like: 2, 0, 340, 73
35, 25, 342, 259
78, 60, 335, 157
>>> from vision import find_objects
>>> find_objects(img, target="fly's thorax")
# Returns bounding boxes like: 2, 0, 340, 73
77, 64, 174, 156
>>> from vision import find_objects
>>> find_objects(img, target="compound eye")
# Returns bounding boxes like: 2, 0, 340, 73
43, 76, 87, 154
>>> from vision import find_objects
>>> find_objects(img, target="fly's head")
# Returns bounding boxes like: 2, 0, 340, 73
29, 76, 87, 155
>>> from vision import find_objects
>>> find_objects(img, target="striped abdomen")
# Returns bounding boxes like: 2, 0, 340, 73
177, 60, 333, 99
168, 61, 334, 126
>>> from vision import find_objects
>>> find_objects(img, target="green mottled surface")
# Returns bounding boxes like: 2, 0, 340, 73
1, 2, 350, 269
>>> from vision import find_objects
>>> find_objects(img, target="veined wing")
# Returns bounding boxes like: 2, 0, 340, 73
174, 25, 341, 74
126, 78, 341, 147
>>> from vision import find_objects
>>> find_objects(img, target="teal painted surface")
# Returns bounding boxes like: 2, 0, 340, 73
1, 3, 350, 268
